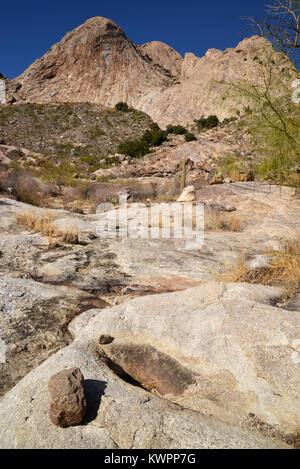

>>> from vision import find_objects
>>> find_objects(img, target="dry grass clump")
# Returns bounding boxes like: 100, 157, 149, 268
205, 210, 242, 232
16, 210, 56, 237
267, 235, 300, 296
16, 210, 80, 246
67, 199, 86, 214
58, 224, 79, 245
216, 233, 300, 298
216, 255, 249, 283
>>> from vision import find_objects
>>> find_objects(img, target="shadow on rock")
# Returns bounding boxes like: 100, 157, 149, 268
83, 379, 107, 424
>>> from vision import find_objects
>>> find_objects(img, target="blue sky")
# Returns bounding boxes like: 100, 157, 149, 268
1, 0, 267, 79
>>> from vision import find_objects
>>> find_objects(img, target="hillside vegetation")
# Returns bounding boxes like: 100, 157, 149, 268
0, 103, 153, 158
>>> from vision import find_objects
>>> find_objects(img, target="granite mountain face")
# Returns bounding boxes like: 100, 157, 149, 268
5, 17, 297, 127
6, 18, 171, 116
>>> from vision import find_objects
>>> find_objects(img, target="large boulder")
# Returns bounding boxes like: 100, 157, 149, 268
75, 281, 300, 436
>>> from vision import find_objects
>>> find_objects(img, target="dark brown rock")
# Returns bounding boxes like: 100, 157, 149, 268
48, 367, 87, 428
101, 342, 195, 396
98, 334, 114, 345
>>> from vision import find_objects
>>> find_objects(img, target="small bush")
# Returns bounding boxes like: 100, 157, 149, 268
244, 106, 253, 115
205, 210, 242, 232
58, 224, 79, 245
221, 117, 237, 126
35, 160, 77, 187
41, 182, 61, 198
141, 129, 168, 146
166, 125, 187, 135
217, 153, 254, 182
149, 123, 160, 131
184, 133, 197, 142
115, 102, 130, 112
195, 115, 220, 131
117, 139, 150, 158
72, 181, 93, 200
118, 125, 168, 157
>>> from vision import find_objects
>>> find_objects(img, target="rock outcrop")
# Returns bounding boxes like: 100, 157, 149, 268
7, 18, 299, 127
0, 280, 298, 448
177, 185, 196, 202
137, 41, 183, 78
0, 182, 299, 401
141, 36, 298, 127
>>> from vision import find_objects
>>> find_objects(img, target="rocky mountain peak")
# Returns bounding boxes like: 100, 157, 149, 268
62, 16, 128, 44
6, 19, 298, 127
10, 16, 171, 108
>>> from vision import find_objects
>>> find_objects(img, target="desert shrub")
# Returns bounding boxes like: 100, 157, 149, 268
115, 102, 130, 112
72, 181, 93, 200
166, 125, 187, 135
68, 199, 86, 214
0, 176, 5, 193
118, 126, 168, 157
149, 123, 160, 131
195, 115, 220, 131
221, 117, 238, 126
96, 175, 116, 182
54, 142, 75, 157
35, 160, 76, 186
205, 209, 242, 232
216, 233, 300, 298
249, 103, 300, 186
117, 139, 150, 158
8, 171, 43, 206
221, 53, 300, 186
41, 182, 61, 198
58, 224, 79, 244
184, 132, 197, 142
217, 153, 254, 182
141, 128, 168, 146
244, 106, 253, 115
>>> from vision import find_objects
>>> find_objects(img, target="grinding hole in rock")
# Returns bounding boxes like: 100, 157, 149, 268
98, 342, 196, 396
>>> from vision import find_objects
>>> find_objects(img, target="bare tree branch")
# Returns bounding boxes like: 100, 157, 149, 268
244, 1, 300, 65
